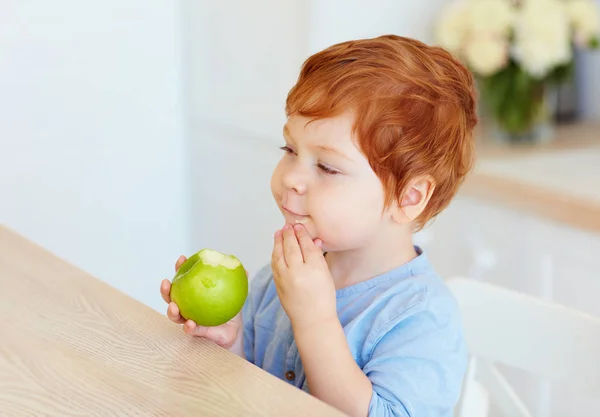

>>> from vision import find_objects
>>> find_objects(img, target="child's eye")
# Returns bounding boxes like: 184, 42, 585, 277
279, 145, 296, 155
317, 163, 340, 175
279, 145, 339, 175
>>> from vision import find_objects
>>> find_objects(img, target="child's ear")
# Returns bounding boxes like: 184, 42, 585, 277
392, 176, 435, 224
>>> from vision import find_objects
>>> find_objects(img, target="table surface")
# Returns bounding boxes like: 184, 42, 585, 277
461, 121, 600, 233
0, 225, 345, 416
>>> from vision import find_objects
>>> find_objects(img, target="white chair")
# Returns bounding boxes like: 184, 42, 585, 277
447, 277, 600, 417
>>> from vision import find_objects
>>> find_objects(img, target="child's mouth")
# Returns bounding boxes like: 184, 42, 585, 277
282, 205, 310, 224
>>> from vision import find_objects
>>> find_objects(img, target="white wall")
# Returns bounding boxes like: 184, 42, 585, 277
307, 0, 448, 53
0, 1, 190, 312
180, 0, 310, 277
183, 0, 310, 142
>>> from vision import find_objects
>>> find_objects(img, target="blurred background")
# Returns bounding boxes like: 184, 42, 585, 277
1, 1, 599, 416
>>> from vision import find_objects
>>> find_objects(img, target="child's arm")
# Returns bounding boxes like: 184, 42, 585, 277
294, 319, 372, 416
272, 225, 372, 416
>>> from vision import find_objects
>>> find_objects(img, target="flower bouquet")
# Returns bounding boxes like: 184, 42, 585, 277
436, 0, 600, 143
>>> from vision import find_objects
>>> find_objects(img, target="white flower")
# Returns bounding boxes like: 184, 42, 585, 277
512, 0, 572, 77
464, 35, 509, 76
435, 1, 471, 54
566, 0, 600, 46
467, 0, 515, 36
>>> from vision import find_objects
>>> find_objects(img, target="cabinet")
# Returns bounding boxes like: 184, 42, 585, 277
415, 131, 600, 416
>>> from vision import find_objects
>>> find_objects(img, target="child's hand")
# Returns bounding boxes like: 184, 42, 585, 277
160, 255, 241, 349
271, 224, 338, 331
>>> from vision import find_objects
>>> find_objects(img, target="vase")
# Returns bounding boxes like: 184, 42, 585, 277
486, 84, 557, 145
477, 61, 570, 144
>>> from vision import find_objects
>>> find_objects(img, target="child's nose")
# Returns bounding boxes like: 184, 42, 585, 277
282, 166, 308, 195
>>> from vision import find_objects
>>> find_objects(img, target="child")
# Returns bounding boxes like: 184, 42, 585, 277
160, 34, 477, 416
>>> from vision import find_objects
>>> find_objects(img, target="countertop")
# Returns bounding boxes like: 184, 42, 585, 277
460, 121, 600, 233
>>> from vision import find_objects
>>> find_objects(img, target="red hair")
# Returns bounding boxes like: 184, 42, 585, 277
285, 35, 478, 230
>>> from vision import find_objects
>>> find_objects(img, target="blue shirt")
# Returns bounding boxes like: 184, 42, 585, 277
242, 247, 467, 416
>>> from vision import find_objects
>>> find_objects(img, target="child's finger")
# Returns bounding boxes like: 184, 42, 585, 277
282, 225, 303, 265
184, 320, 209, 337
271, 230, 287, 270
160, 279, 172, 303
175, 255, 187, 271
167, 302, 186, 324
294, 224, 320, 262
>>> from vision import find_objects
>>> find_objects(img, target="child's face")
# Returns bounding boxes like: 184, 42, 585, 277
271, 113, 390, 252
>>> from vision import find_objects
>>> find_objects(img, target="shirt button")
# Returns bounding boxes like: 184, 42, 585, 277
285, 370, 295, 381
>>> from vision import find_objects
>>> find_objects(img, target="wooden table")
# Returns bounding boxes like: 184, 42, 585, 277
0, 226, 345, 416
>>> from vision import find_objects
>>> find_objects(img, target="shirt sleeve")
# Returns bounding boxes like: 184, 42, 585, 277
241, 264, 273, 364
364, 290, 468, 417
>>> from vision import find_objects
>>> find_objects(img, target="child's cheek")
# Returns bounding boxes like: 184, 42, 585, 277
310, 215, 345, 252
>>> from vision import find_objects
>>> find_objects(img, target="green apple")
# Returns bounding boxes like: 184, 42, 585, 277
170, 248, 248, 327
